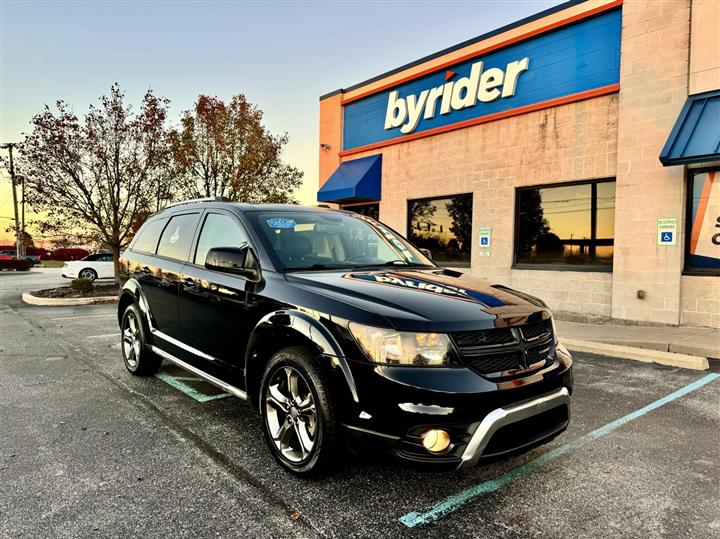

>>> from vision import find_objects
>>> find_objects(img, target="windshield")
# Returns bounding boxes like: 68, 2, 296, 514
248, 211, 434, 271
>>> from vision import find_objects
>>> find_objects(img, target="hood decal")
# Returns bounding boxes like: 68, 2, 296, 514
342, 272, 506, 307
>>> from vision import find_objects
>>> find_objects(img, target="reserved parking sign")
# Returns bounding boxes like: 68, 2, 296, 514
657, 218, 678, 246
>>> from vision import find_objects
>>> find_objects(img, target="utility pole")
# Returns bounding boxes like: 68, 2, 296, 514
1, 143, 21, 259
20, 173, 26, 257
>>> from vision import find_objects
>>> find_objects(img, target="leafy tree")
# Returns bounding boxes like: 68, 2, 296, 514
446, 197, 473, 253
168, 94, 303, 203
517, 189, 551, 258
410, 200, 437, 232
16, 84, 173, 282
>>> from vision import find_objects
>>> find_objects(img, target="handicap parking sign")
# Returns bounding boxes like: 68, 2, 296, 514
480, 237, 489, 246
657, 218, 678, 246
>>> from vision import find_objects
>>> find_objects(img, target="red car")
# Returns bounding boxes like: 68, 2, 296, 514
40, 248, 90, 261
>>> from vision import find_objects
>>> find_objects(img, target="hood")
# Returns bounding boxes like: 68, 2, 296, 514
285, 268, 549, 333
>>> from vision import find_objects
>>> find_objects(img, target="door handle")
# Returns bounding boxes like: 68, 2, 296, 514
183, 277, 195, 286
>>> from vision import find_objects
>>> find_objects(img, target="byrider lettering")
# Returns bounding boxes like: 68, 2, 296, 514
384, 57, 530, 134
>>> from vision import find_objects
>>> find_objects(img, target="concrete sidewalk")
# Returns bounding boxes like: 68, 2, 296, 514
557, 320, 720, 360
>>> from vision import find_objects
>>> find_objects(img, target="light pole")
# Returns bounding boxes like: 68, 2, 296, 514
0, 143, 22, 258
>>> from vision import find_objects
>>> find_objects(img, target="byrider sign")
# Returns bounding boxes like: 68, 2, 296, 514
341, 7, 622, 152
385, 58, 529, 134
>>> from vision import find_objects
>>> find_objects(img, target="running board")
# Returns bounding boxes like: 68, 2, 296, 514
150, 345, 248, 400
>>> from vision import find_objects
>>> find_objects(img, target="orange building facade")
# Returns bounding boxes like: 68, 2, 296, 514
318, 0, 720, 328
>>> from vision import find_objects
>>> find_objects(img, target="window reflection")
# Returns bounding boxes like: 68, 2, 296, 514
516, 181, 615, 266
408, 195, 472, 266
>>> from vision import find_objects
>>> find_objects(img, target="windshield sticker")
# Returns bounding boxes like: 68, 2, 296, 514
342, 272, 506, 307
266, 217, 296, 229
169, 227, 181, 244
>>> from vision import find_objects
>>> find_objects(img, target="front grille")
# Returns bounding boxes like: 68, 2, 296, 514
452, 318, 555, 377
451, 328, 514, 347
520, 320, 552, 341
526, 343, 552, 365
465, 351, 525, 374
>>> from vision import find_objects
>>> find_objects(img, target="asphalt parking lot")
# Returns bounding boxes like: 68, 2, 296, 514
1, 269, 719, 538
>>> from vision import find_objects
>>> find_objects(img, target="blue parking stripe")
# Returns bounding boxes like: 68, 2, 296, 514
154, 372, 231, 402
400, 372, 720, 528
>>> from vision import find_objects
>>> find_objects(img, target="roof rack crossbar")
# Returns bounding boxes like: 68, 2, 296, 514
161, 196, 232, 211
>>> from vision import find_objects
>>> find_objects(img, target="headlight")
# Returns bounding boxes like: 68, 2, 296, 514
348, 322, 454, 366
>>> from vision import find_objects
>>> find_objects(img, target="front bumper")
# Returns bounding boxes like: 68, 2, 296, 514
457, 387, 570, 468
340, 345, 573, 469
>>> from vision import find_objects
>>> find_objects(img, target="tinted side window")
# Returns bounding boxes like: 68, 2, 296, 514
194, 213, 250, 265
132, 218, 167, 254
157, 213, 200, 261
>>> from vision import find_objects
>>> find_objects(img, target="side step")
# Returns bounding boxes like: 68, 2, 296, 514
150, 345, 248, 400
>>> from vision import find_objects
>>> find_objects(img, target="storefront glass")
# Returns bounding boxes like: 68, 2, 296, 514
687, 170, 720, 273
408, 194, 472, 267
515, 179, 615, 268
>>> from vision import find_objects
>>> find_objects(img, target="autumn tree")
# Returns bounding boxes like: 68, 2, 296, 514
168, 94, 303, 203
17, 84, 174, 281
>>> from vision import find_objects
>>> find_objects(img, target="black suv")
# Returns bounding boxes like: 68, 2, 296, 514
118, 199, 573, 475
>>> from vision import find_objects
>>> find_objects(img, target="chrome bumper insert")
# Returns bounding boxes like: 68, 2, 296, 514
458, 387, 570, 468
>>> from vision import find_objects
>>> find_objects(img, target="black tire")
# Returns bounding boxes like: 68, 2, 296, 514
79, 268, 97, 281
259, 346, 341, 476
121, 303, 161, 376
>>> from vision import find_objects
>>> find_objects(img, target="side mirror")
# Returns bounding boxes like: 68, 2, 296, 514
205, 245, 260, 281
419, 248, 433, 260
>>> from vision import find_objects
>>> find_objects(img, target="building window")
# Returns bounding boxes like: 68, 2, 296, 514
408, 194, 472, 267
343, 203, 379, 220
514, 179, 615, 269
686, 170, 720, 274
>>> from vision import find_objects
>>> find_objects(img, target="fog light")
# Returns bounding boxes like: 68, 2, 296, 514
421, 429, 451, 453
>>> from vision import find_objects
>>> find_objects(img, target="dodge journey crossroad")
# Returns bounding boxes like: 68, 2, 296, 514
117, 199, 573, 475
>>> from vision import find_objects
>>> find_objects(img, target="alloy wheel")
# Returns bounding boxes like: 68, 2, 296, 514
264, 366, 318, 463
80, 269, 96, 280
122, 311, 142, 369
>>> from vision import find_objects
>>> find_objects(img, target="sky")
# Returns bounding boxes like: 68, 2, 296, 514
0, 0, 561, 245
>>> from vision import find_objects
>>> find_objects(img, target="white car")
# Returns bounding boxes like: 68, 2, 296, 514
62, 253, 114, 281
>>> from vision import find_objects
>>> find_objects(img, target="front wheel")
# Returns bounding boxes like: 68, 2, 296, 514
121, 303, 161, 376
79, 268, 97, 281
259, 346, 341, 476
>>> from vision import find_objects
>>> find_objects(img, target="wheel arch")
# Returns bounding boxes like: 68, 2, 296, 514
244, 309, 359, 409
117, 278, 153, 331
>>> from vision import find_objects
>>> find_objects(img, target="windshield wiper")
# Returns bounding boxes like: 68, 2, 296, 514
356, 260, 436, 269
284, 263, 355, 272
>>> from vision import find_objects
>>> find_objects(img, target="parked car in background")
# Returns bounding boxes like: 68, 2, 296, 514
62, 252, 114, 281
0, 250, 44, 265
40, 248, 90, 262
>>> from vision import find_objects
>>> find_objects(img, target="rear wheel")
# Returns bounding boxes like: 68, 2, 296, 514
121, 303, 161, 376
79, 268, 97, 281
259, 346, 341, 476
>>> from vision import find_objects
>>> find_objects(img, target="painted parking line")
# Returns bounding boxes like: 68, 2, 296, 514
400, 372, 720, 528
86, 333, 118, 340
52, 313, 115, 321
154, 371, 231, 402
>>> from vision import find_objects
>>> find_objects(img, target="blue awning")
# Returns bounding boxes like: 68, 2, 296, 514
660, 89, 720, 166
317, 154, 381, 203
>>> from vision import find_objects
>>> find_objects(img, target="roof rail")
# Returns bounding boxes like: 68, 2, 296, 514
160, 196, 233, 211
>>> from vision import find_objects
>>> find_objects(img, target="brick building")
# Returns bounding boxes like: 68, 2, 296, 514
317, 0, 720, 328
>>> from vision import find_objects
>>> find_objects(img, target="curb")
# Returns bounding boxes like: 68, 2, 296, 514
562, 338, 709, 371
22, 292, 117, 306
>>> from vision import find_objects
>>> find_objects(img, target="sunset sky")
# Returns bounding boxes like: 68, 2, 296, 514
0, 0, 559, 245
